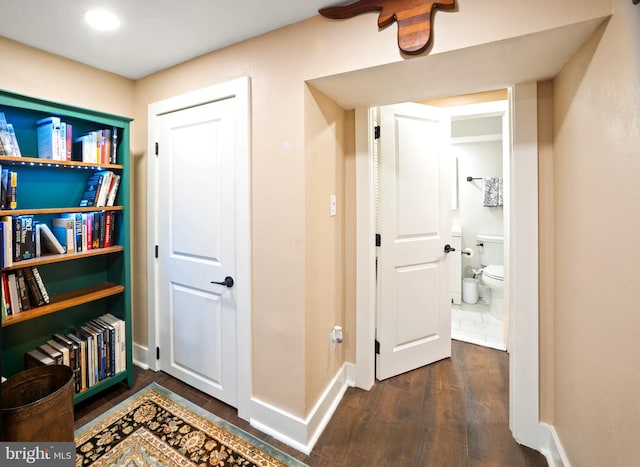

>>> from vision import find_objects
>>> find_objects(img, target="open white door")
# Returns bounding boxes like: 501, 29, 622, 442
376, 102, 452, 380
156, 97, 238, 407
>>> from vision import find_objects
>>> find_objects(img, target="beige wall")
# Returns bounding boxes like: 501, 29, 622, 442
130, 0, 610, 419
0, 37, 134, 117
552, 0, 640, 464
6, 5, 638, 459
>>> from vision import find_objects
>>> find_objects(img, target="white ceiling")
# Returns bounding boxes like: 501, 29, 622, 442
0, 0, 337, 79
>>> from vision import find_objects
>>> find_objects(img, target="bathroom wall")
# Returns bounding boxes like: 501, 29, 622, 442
450, 115, 504, 277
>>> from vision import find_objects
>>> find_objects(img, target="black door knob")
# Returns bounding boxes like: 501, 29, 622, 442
444, 244, 456, 253
211, 276, 234, 288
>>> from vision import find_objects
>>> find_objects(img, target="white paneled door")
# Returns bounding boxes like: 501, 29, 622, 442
376, 102, 452, 380
157, 97, 238, 407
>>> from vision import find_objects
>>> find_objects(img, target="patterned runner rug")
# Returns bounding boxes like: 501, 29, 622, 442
75, 383, 307, 466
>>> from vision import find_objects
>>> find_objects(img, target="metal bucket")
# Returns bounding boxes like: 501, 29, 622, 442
1, 365, 74, 441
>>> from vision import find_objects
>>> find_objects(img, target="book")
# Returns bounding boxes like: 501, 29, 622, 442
1, 272, 12, 316
7, 272, 21, 314
7, 124, 21, 157
103, 211, 113, 247
59, 122, 67, 162
66, 333, 87, 391
1, 168, 8, 209
106, 173, 121, 207
92, 212, 102, 249
65, 123, 73, 160
60, 213, 82, 252
79, 172, 103, 207
75, 327, 97, 387
9, 170, 17, 209
110, 127, 119, 164
38, 223, 65, 254
1, 216, 12, 266
95, 171, 113, 207
15, 268, 31, 311
12, 216, 21, 262
52, 333, 79, 392
23, 266, 45, 306
36, 116, 62, 160
34, 222, 41, 257
46, 339, 70, 366
18, 215, 35, 260
1, 283, 6, 322
101, 313, 125, 373
30, 267, 50, 304
0, 112, 16, 156
25, 349, 54, 368
52, 217, 74, 253
37, 343, 63, 365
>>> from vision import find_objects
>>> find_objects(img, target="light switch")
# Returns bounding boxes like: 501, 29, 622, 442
330, 195, 337, 216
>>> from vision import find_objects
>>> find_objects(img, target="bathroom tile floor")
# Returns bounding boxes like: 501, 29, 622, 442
452, 302, 507, 351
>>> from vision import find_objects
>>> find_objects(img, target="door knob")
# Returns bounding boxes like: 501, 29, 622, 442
211, 276, 234, 288
444, 244, 456, 253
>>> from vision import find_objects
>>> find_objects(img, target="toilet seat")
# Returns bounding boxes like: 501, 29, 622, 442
483, 264, 504, 281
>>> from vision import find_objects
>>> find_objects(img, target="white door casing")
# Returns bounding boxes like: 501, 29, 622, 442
147, 77, 251, 419
376, 103, 452, 380
355, 84, 544, 450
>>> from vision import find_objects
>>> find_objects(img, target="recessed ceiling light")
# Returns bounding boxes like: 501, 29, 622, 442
84, 10, 121, 31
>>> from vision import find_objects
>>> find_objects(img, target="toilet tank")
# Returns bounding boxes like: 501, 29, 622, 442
477, 234, 504, 266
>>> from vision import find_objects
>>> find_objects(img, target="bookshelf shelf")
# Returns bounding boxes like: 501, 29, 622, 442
3, 245, 124, 270
1, 282, 125, 327
0, 154, 123, 170
1, 89, 134, 399
0, 206, 123, 216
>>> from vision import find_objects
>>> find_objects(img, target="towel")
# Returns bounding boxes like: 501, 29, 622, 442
483, 177, 503, 207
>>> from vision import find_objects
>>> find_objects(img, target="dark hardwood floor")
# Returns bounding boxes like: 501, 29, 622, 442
74, 340, 547, 466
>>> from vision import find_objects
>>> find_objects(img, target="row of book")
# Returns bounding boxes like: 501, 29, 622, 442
24, 314, 127, 394
1, 266, 50, 319
0, 112, 22, 157
37, 116, 119, 165
1, 211, 117, 268
1, 167, 18, 210
80, 170, 121, 207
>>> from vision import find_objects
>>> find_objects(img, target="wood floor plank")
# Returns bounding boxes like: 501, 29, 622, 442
73, 341, 547, 466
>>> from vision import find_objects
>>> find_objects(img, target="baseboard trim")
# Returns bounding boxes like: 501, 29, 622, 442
250, 362, 355, 454
539, 422, 571, 467
133, 343, 150, 370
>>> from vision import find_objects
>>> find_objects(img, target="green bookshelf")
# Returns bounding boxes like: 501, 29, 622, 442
0, 89, 134, 402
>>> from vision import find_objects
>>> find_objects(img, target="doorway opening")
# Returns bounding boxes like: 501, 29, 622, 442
353, 83, 545, 449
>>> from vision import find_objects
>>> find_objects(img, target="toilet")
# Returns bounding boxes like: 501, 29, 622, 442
477, 234, 505, 320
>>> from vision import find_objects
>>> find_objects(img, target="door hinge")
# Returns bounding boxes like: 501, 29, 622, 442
374, 125, 381, 139
156, 347, 160, 360
155, 142, 159, 155
375, 233, 381, 247
375, 339, 381, 354
155, 245, 159, 258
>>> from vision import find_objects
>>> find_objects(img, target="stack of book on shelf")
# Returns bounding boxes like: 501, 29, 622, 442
1, 266, 49, 319
79, 170, 121, 207
36, 116, 72, 161
0, 112, 22, 157
73, 128, 119, 165
0, 211, 117, 268
22, 313, 126, 394
51, 211, 117, 254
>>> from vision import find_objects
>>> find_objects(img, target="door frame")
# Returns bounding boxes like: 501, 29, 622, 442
354, 83, 547, 449
146, 77, 252, 420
